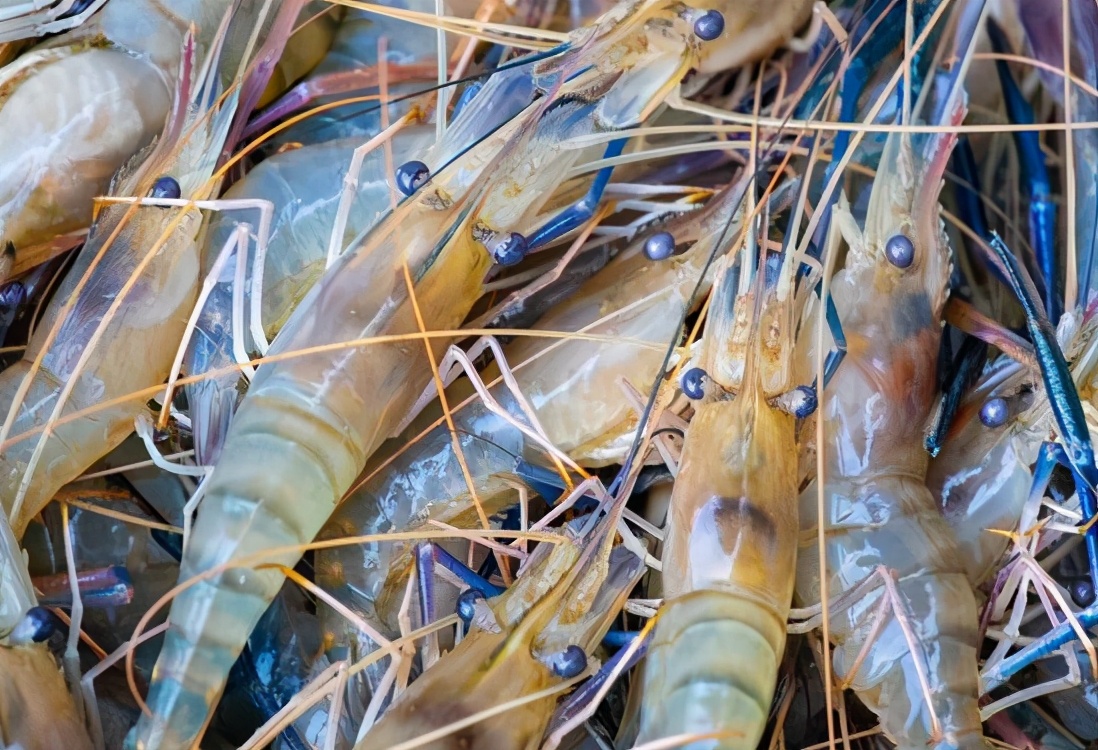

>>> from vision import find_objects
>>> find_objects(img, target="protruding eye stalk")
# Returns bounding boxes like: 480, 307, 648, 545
884, 233, 915, 268
488, 232, 529, 266
546, 644, 588, 678
690, 9, 724, 41
644, 231, 676, 261
978, 397, 1009, 428
7, 606, 56, 645
771, 384, 818, 419
149, 175, 181, 200
680, 367, 707, 400
395, 160, 431, 197
456, 588, 485, 627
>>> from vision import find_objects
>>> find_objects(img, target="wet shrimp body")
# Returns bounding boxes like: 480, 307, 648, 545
0, 0, 242, 272
133, 2, 748, 744
796, 97, 991, 748
357, 515, 644, 750
185, 126, 436, 464
318, 198, 734, 645
638, 198, 809, 749
0, 3, 260, 537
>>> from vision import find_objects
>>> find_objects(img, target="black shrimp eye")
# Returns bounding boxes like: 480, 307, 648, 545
692, 9, 724, 41
395, 160, 430, 196
456, 588, 485, 626
680, 367, 707, 400
644, 231, 676, 261
149, 176, 181, 200
884, 233, 915, 268
979, 397, 1009, 428
548, 645, 587, 678
490, 232, 528, 267
1070, 578, 1096, 608
9, 606, 56, 645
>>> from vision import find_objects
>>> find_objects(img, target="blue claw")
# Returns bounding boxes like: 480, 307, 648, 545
818, 288, 848, 388
987, 234, 1098, 585
987, 19, 1060, 323
526, 139, 627, 250
984, 600, 1098, 692
925, 333, 988, 457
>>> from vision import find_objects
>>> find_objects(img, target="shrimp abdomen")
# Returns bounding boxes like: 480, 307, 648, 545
641, 590, 785, 750
136, 391, 363, 747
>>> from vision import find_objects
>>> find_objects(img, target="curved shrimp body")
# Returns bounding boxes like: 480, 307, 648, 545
0, 0, 236, 265
926, 358, 1040, 586
357, 516, 645, 750
135, 7, 720, 745
795, 101, 988, 748
0, 23, 248, 537
318, 197, 735, 643
638, 230, 807, 749
185, 127, 436, 464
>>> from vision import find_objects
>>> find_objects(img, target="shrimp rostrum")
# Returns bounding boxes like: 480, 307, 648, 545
132, 2, 744, 746
795, 66, 991, 750
639, 197, 816, 750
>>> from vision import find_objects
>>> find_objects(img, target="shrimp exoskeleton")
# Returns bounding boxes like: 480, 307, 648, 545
795, 89, 992, 748
132, 3, 734, 746
638, 200, 813, 749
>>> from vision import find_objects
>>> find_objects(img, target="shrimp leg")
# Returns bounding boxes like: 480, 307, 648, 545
526, 138, 627, 250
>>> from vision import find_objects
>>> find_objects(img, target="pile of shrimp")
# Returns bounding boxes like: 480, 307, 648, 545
1, 0, 1098, 748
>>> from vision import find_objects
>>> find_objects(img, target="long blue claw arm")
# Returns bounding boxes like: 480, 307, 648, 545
987, 234, 1098, 580
950, 137, 1014, 288
925, 332, 988, 457
952, 137, 992, 242
526, 138, 627, 250
986, 19, 1060, 323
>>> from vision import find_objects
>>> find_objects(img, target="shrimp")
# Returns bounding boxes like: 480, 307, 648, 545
185, 126, 436, 464
133, 4, 741, 745
0, 4, 259, 537
355, 511, 645, 750
318, 178, 745, 646
637, 206, 813, 749
926, 356, 1040, 586
0, 503, 92, 750
0, 0, 245, 274
794, 88, 988, 748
